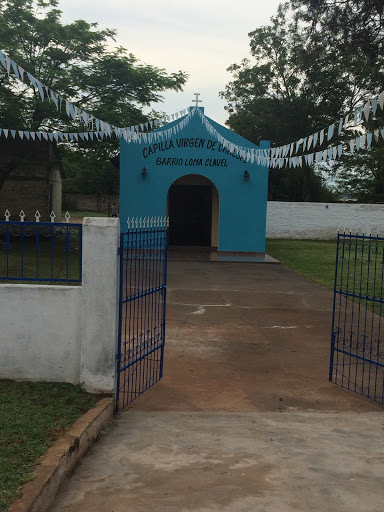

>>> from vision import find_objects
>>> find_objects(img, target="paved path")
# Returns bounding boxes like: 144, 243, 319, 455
54, 262, 384, 512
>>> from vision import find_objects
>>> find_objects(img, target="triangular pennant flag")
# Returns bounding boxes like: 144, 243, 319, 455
79, 133, 84, 140
42, 132, 48, 140
0, 51, 6, 71
18, 130, 24, 139
360, 133, 366, 148
53, 133, 59, 141
48, 133, 54, 141
302, 137, 307, 152
332, 146, 337, 160
89, 132, 94, 140
371, 97, 378, 117
49, 91, 58, 108
10, 130, 16, 138
363, 100, 371, 121
69, 133, 74, 141
323, 149, 327, 161
378, 91, 384, 110
319, 129, 324, 145
73, 133, 79, 141
338, 118, 343, 135
381, 128, 384, 139
30, 131, 35, 141
11, 60, 20, 80
36, 132, 42, 140
355, 136, 361, 151
350, 139, 355, 153
36, 81, 45, 101
3, 129, 8, 138
304, 154, 308, 165
24, 131, 30, 140
337, 144, 343, 158
5, 55, 11, 75
354, 108, 359, 126
327, 124, 334, 141
313, 132, 318, 147
367, 132, 373, 149
307, 134, 313, 150
328, 147, 333, 160
83, 133, 89, 140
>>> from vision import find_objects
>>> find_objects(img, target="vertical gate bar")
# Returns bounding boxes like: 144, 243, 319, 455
337, 234, 347, 385
5, 222, 9, 278
139, 227, 146, 394
344, 233, 353, 388
133, 228, 140, 398
357, 235, 366, 393
78, 226, 83, 283
367, 236, 377, 397
151, 228, 161, 380
127, 230, 133, 403
50, 225, 54, 280
116, 232, 124, 411
330, 232, 341, 382
143, 228, 148, 392
36, 224, 40, 279
160, 227, 169, 380
349, 232, 360, 387
375, 237, 384, 401
20, 223, 24, 279
363, 237, 372, 395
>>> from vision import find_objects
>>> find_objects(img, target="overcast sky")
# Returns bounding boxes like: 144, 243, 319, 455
58, 0, 281, 126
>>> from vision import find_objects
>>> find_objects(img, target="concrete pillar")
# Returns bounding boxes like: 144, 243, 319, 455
49, 167, 62, 218
80, 217, 120, 393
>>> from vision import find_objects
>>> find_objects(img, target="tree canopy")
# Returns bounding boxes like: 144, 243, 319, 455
221, 0, 384, 202
0, 0, 188, 193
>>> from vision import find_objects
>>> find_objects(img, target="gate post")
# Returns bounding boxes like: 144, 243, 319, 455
80, 217, 120, 393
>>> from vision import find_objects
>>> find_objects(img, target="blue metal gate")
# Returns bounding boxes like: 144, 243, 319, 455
330, 232, 384, 404
116, 218, 168, 411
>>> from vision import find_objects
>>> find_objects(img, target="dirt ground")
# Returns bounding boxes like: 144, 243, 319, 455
53, 261, 384, 512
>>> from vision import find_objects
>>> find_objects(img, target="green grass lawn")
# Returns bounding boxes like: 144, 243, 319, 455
266, 238, 337, 290
0, 381, 99, 512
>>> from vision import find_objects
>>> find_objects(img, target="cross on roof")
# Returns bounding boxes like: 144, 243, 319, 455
192, 93, 202, 107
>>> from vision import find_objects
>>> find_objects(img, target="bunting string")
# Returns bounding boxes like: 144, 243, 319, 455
0, 49, 187, 138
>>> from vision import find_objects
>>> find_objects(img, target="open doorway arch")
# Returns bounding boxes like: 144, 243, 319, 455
167, 174, 219, 248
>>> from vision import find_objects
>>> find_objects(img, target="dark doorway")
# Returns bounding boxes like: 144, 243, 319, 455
168, 185, 212, 246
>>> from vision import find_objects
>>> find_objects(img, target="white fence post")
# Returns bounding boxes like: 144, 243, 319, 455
80, 217, 120, 393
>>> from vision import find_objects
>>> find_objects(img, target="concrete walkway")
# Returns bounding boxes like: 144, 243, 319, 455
54, 262, 384, 512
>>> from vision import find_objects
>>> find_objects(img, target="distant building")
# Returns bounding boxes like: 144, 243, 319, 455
0, 139, 62, 221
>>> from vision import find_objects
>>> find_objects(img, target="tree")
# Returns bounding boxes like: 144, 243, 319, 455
0, 0, 188, 192
290, 0, 384, 200
221, 4, 345, 200
221, 1, 384, 201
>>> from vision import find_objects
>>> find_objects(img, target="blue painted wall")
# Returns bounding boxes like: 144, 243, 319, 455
120, 107, 269, 253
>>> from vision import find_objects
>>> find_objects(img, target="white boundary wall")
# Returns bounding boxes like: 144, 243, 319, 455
0, 217, 119, 393
266, 202, 384, 239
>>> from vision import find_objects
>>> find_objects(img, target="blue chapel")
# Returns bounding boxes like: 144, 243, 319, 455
119, 105, 270, 258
